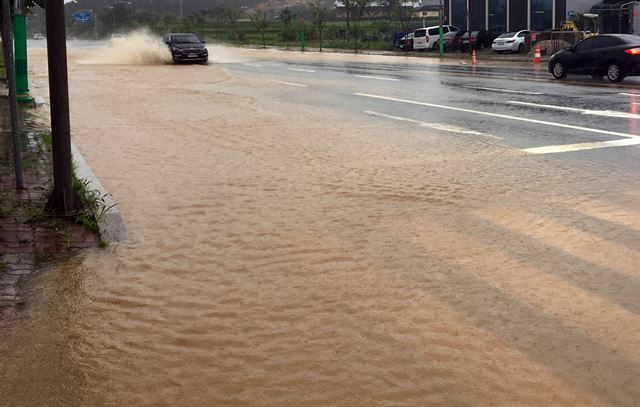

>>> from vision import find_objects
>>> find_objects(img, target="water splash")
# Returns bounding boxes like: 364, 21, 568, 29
83, 29, 171, 65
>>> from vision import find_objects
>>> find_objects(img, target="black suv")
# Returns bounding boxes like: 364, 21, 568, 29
163, 33, 208, 64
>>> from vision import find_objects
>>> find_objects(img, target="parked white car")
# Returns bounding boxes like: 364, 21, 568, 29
413, 25, 461, 51
491, 30, 530, 54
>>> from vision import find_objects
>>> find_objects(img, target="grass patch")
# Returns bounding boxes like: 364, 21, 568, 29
32, 247, 55, 266
50, 219, 72, 249
41, 131, 52, 146
73, 176, 115, 235
0, 190, 16, 218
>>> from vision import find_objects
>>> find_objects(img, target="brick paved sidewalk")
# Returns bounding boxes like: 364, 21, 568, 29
0, 94, 99, 321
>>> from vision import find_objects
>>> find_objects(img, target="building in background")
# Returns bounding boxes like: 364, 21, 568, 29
437, 0, 568, 31
566, 0, 597, 19
421, 0, 639, 33
589, 0, 639, 33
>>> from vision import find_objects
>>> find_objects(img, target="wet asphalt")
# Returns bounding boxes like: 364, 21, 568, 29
223, 52, 640, 172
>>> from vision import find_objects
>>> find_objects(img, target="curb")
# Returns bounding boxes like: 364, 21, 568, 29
236, 44, 550, 66
71, 143, 127, 245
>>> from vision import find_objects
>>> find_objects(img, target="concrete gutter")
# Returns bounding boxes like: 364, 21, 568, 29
71, 143, 127, 245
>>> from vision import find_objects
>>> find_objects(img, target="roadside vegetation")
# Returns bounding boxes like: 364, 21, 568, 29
73, 175, 114, 238
0, 119, 107, 258
25, 0, 596, 54
52, 1, 442, 53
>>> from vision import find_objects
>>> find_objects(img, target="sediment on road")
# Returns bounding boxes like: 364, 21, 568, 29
0, 91, 99, 315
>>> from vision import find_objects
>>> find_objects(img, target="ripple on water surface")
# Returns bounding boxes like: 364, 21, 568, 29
0, 46, 638, 407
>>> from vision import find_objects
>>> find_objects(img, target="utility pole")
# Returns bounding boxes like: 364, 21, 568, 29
45, 0, 75, 216
467, 0, 472, 55
438, 0, 444, 57
1, 0, 25, 189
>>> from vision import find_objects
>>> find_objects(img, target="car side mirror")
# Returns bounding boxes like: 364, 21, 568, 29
201, 41, 206, 44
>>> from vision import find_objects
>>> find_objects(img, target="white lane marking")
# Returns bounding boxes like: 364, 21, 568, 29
272, 80, 308, 87
354, 75, 400, 82
464, 85, 544, 95
523, 138, 640, 154
288, 68, 316, 73
618, 93, 640, 97
243, 63, 263, 67
365, 110, 502, 139
354, 92, 639, 139
507, 100, 640, 119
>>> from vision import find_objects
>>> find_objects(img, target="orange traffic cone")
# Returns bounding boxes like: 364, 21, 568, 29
471, 49, 477, 65
533, 44, 541, 64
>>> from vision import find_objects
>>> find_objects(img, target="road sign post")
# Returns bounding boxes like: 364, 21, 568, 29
73, 11, 97, 38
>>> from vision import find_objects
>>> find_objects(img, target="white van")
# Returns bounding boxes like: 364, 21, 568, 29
413, 25, 460, 51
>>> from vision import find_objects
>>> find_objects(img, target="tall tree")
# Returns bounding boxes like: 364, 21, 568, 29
279, 7, 293, 49
308, 0, 328, 51
350, 0, 371, 53
223, 7, 241, 42
392, 0, 414, 32
341, 0, 352, 40
250, 8, 269, 48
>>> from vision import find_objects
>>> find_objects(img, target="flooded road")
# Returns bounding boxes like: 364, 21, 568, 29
1, 41, 639, 406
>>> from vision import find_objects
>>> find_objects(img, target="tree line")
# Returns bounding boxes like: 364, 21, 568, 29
24, 0, 428, 52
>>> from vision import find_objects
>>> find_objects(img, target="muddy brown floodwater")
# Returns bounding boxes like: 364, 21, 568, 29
0, 41, 639, 406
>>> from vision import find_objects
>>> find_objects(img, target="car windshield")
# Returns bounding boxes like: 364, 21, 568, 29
172, 34, 201, 44
497, 32, 515, 38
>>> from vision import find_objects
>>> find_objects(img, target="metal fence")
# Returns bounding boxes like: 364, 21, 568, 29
535, 31, 592, 55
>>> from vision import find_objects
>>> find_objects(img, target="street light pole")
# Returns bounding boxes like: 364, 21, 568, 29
105, 6, 116, 32
467, 0, 472, 55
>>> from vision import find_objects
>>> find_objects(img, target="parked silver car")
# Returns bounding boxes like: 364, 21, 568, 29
492, 30, 530, 54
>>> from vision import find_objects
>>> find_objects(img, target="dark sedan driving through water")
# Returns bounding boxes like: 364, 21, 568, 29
163, 33, 209, 64
548, 34, 640, 82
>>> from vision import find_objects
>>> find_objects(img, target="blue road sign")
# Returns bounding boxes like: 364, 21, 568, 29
73, 12, 92, 23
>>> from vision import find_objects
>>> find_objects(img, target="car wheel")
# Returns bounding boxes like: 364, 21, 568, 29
432, 41, 439, 51
606, 62, 624, 82
518, 44, 524, 53
551, 61, 567, 79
